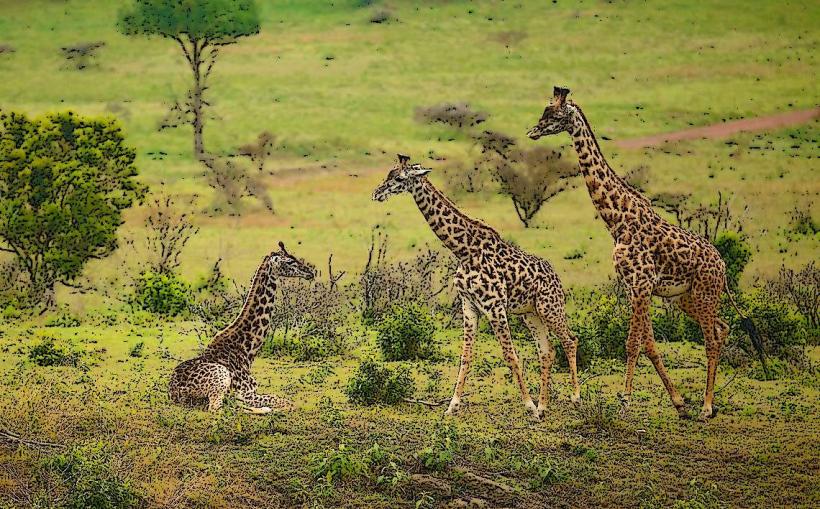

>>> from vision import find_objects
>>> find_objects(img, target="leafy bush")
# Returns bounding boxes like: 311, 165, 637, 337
311, 443, 367, 484
713, 232, 752, 290
346, 359, 415, 405
0, 111, 144, 307
132, 270, 190, 317
42, 446, 141, 509
416, 424, 459, 472
128, 341, 144, 358
765, 262, 819, 340
376, 303, 438, 361
567, 291, 629, 368
725, 289, 809, 368
29, 338, 79, 367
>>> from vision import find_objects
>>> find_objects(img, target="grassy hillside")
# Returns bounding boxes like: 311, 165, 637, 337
0, 0, 817, 305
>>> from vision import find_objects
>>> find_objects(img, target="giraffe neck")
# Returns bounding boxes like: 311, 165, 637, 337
205, 259, 277, 367
567, 104, 655, 235
410, 178, 484, 261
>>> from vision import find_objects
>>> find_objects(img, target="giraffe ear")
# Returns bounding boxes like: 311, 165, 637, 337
553, 86, 570, 105
408, 164, 431, 177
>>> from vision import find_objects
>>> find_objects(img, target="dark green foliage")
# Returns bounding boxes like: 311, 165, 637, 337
713, 232, 752, 290
726, 289, 808, 367
128, 341, 145, 358
132, 270, 190, 317
566, 292, 629, 369
376, 303, 438, 361
118, 0, 260, 41
0, 111, 143, 306
346, 359, 415, 406
416, 424, 459, 472
42, 446, 141, 509
311, 443, 367, 484
29, 338, 79, 367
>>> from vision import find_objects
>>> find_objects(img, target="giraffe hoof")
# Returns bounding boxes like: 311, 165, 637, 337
698, 406, 718, 421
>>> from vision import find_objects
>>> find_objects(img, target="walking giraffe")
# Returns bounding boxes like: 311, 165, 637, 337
372, 154, 580, 420
528, 86, 739, 420
169, 242, 315, 413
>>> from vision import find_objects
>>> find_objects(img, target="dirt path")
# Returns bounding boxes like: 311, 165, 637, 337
615, 106, 820, 149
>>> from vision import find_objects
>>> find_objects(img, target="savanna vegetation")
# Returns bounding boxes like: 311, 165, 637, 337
0, 0, 818, 508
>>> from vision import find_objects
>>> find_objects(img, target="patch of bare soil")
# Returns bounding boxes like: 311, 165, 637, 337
615, 107, 820, 149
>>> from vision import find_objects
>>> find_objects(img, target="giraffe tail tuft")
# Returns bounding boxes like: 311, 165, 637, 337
725, 280, 769, 379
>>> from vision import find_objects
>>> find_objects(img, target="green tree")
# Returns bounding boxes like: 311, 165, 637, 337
713, 231, 751, 290
0, 111, 144, 307
118, 0, 261, 160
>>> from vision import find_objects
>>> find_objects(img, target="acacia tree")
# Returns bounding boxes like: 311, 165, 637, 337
118, 0, 260, 160
0, 111, 144, 307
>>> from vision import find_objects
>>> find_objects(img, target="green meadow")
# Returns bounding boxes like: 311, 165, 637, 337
0, 0, 818, 507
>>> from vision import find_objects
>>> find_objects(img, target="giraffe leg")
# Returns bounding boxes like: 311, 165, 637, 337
677, 274, 726, 421
446, 298, 479, 416
522, 313, 555, 417
488, 308, 538, 419
623, 288, 685, 416
536, 303, 581, 405
233, 370, 294, 414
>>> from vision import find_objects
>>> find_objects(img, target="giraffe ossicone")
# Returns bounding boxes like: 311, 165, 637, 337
373, 155, 581, 420
168, 242, 315, 414
529, 87, 732, 421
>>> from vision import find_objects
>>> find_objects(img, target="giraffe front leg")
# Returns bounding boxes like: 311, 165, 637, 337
489, 309, 538, 420
446, 298, 479, 417
233, 370, 293, 414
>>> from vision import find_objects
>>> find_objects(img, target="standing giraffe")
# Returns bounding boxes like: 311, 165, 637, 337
169, 242, 315, 413
528, 86, 741, 420
372, 155, 580, 420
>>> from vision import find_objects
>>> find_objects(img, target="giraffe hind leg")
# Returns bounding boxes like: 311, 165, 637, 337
522, 313, 555, 418
677, 279, 725, 421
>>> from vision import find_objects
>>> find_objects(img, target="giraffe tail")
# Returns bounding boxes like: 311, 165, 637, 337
724, 280, 769, 379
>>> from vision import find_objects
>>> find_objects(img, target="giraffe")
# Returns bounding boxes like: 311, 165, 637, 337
372, 154, 581, 420
169, 241, 315, 413
528, 86, 732, 421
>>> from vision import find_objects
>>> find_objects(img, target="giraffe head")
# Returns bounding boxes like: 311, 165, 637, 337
371, 154, 432, 202
527, 86, 574, 139
267, 241, 316, 280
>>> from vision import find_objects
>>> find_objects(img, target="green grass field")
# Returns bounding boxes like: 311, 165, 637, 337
0, 1, 818, 507
0, 0, 817, 293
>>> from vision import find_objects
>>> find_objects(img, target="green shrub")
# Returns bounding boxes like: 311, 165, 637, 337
132, 270, 190, 317
567, 292, 629, 369
29, 338, 79, 367
346, 359, 415, 405
45, 310, 81, 327
128, 341, 144, 358
725, 289, 808, 367
416, 424, 459, 472
43, 446, 141, 509
311, 443, 367, 484
713, 232, 751, 290
376, 303, 438, 361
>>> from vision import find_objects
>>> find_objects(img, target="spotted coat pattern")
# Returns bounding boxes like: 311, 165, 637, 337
169, 244, 314, 413
373, 155, 581, 420
529, 87, 730, 421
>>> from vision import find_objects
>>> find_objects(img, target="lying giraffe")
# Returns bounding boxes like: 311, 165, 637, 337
528, 87, 734, 420
169, 242, 315, 413
372, 154, 580, 420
